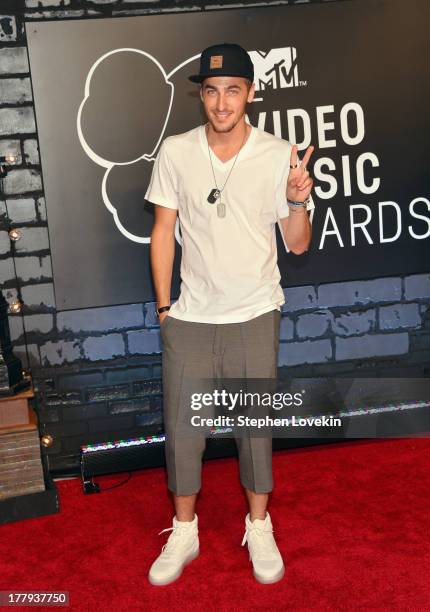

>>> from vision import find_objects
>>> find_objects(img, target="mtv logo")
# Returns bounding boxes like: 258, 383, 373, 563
248, 47, 299, 91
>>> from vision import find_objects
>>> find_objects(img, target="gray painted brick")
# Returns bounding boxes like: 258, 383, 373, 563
279, 315, 294, 340
21, 283, 55, 308
0, 230, 10, 255
23, 139, 39, 165
57, 304, 144, 333
0, 139, 21, 163
0, 107, 35, 136
136, 412, 162, 427
128, 329, 162, 354
36, 197, 46, 222
112, 9, 165, 16
336, 333, 409, 361
410, 330, 430, 352
14, 227, 49, 252
404, 274, 430, 300
113, 0, 159, 4
379, 303, 422, 330
278, 339, 332, 366
82, 334, 125, 361
144, 301, 159, 327
45, 391, 82, 406
3, 169, 42, 195
8, 314, 23, 342
5, 198, 37, 223
58, 372, 104, 391
14, 343, 40, 368
296, 310, 332, 338
3, 287, 18, 303
0, 258, 15, 282
40, 339, 81, 366
25, 10, 85, 19
23, 313, 54, 334
86, 383, 129, 403
0, 77, 32, 104
283, 285, 317, 312
15, 255, 52, 282
0, 48, 29, 75
26, 0, 71, 6
332, 309, 376, 336
110, 400, 139, 415
0, 16, 17, 42
317, 278, 402, 308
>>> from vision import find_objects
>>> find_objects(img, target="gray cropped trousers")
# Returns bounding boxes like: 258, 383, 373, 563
160, 308, 281, 496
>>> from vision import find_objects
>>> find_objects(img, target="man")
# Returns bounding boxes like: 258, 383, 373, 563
145, 42, 315, 586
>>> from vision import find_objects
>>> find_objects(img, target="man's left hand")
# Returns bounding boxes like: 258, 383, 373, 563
286, 144, 314, 202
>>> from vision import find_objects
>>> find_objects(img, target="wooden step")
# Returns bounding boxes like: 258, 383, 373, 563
0, 386, 35, 429
0, 405, 45, 501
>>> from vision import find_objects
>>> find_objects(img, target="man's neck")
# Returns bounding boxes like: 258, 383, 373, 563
206, 119, 251, 150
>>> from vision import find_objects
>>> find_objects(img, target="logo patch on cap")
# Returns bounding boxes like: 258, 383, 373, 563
210, 55, 223, 69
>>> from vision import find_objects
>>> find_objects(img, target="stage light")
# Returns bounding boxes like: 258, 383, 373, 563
8, 228, 22, 242
0, 153, 18, 178
8, 300, 23, 314
41, 434, 54, 448
81, 433, 165, 454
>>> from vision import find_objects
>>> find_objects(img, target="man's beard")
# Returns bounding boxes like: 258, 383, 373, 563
208, 110, 244, 133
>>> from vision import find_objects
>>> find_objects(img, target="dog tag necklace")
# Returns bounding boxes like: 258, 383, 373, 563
206, 124, 248, 218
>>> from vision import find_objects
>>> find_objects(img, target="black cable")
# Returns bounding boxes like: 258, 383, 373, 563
98, 471, 133, 492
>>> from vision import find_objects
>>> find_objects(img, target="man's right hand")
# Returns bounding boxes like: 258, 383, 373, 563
159, 311, 170, 326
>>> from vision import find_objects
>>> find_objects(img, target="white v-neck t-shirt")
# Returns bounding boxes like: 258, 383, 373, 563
145, 124, 314, 324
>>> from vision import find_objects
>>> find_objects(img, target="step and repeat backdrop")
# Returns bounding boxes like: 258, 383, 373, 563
26, 0, 429, 310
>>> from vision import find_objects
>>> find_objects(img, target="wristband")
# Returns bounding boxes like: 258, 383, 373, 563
287, 195, 311, 207
157, 305, 171, 316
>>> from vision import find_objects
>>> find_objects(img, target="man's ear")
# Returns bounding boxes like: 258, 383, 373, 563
199, 85, 203, 102
247, 82, 255, 104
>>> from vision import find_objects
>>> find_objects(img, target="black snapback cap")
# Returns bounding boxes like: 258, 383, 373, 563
188, 43, 254, 84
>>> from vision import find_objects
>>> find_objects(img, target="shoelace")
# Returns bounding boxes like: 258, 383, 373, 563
158, 525, 195, 558
241, 524, 278, 561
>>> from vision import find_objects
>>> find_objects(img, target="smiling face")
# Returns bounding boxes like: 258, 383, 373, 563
200, 76, 255, 134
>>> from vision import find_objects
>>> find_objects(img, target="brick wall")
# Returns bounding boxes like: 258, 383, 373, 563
1, 0, 429, 474
278, 276, 430, 368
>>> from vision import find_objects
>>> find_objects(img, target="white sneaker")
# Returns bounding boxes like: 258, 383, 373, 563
241, 511, 285, 584
148, 514, 199, 586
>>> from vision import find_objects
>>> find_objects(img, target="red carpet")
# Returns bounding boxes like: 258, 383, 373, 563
1, 438, 430, 611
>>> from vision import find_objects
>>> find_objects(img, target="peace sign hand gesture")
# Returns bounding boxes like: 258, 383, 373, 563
286, 144, 315, 202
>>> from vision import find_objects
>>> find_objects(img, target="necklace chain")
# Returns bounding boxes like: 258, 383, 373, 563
206, 124, 249, 197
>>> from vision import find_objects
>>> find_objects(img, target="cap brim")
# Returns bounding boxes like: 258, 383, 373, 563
188, 73, 253, 84
188, 74, 205, 83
